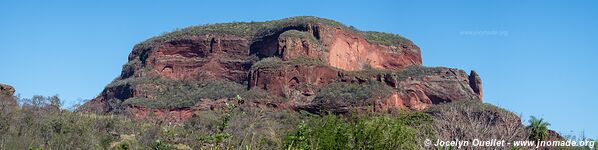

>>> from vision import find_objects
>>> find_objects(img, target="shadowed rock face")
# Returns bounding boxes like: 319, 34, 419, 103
81, 16, 481, 121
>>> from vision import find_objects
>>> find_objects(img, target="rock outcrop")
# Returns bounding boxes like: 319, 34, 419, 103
0, 83, 15, 96
0, 83, 17, 109
81, 16, 482, 121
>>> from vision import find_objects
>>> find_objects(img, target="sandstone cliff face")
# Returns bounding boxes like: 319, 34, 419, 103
125, 35, 254, 83
82, 16, 481, 121
392, 68, 482, 111
270, 26, 422, 71
326, 29, 421, 71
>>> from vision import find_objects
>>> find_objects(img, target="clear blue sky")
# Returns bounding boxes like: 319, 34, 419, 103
1, 0, 596, 138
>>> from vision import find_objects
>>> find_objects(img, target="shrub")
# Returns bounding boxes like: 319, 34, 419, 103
112, 77, 271, 109
252, 56, 327, 70
527, 116, 550, 141
285, 121, 310, 150
361, 31, 409, 47
111, 134, 139, 150
225, 106, 304, 149
314, 81, 393, 104
251, 57, 283, 70
279, 30, 319, 43
284, 112, 431, 150
287, 56, 326, 66
343, 67, 390, 81
425, 100, 528, 142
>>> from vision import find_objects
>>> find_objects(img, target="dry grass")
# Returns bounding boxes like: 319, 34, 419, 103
425, 100, 528, 146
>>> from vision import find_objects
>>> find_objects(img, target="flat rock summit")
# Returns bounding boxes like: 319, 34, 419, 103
81, 16, 483, 122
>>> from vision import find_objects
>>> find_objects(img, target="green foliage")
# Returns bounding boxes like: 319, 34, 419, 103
287, 57, 326, 66
279, 30, 319, 43
361, 31, 410, 47
527, 116, 551, 141
251, 57, 284, 69
0, 95, 135, 149
315, 81, 393, 103
343, 67, 390, 81
153, 139, 177, 150
112, 135, 138, 150
3, 94, 554, 150
135, 16, 349, 50
227, 108, 304, 149
0, 95, 304, 149
177, 99, 304, 149
339, 65, 452, 87
396, 65, 447, 80
134, 16, 409, 53
252, 57, 326, 70
285, 121, 310, 150
196, 97, 240, 146
107, 77, 270, 109
284, 112, 433, 150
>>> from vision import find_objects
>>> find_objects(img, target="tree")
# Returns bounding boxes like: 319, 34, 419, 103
48, 95, 61, 109
527, 116, 550, 141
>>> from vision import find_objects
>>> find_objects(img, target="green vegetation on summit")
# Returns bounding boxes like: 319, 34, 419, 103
134, 16, 410, 51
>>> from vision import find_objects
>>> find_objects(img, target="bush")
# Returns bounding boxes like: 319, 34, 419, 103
108, 77, 271, 109
251, 56, 326, 70
315, 81, 393, 104
343, 67, 391, 81
425, 100, 528, 142
284, 112, 433, 150
225, 106, 304, 149
251, 57, 283, 70
279, 30, 319, 43
361, 31, 409, 47
287, 56, 326, 66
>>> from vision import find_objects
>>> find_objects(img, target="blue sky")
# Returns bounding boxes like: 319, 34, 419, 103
1, 0, 596, 138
